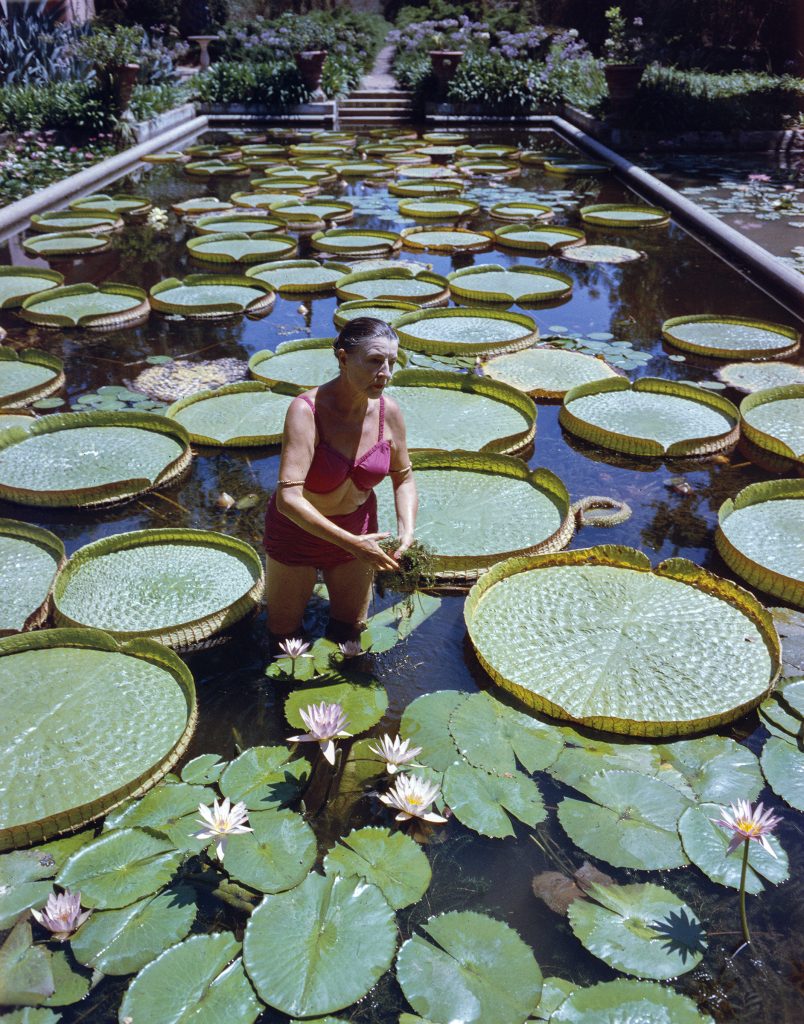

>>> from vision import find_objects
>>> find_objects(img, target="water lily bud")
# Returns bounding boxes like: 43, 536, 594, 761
297, 303, 309, 316
216, 491, 236, 510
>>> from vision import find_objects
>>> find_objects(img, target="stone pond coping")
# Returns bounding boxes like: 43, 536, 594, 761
0, 106, 207, 245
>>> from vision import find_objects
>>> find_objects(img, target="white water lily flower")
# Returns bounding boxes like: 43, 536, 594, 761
287, 701, 351, 765
712, 799, 782, 857
369, 733, 424, 774
379, 772, 448, 824
192, 797, 253, 861
31, 889, 90, 941
338, 639, 363, 658
278, 637, 313, 661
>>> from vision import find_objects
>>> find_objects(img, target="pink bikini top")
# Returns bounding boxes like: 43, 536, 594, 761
297, 392, 391, 494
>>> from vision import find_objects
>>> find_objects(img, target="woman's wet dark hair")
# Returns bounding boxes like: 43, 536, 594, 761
334, 317, 398, 355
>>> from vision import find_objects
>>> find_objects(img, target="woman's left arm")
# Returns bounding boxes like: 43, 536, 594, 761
386, 397, 418, 560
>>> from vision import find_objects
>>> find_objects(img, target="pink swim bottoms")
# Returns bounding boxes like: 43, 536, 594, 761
263, 490, 378, 569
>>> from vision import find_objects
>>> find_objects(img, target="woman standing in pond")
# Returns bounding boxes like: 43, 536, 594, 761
264, 318, 417, 645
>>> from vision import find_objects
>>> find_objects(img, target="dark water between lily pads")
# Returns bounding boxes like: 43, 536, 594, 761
1, 126, 803, 1023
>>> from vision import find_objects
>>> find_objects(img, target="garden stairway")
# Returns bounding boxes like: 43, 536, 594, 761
336, 42, 413, 127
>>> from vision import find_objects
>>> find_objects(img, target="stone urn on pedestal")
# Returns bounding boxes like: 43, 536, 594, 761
294, 50, 328, 102
111, 63, 140, 116
429, 49, 463, 100
604, 63, 644, 121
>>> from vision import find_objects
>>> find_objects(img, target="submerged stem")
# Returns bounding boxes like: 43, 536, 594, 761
738, 839, 751, 946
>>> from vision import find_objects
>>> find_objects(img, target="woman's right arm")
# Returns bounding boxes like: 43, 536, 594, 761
275, 401, 397, 570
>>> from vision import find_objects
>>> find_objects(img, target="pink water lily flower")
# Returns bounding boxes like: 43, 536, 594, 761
713, 799, 782, 857
369, 734, 424, 774
338, 639, 363, 658
287, 701, 351, 765
380, 773, 448, 824
192, 797, 253, 861
31, 889, 90, 940
278, 637, 313, 661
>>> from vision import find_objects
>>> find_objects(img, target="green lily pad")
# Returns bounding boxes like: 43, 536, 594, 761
285, 675, 388, 735
166, 381, 295, 446
401, 227, 492, 252
119, 933, 260, 1024
489, 200, 553, 221
398, 197, 479, 219
657, 735, 764, 804
568, 881, 705, 979
494, 225, 585, 253
170, 196, 234, 216
560, 244, 643, 264
448, 265, 572, 306
333, 298, 417, 328
389, 180, 464, 198
662, 315, 799, 360
465, 547, 778, 736
761, 735, 804, 811
396, 910, 542, 1024
150, 275, 275, 319
0, 519, 64, 636
394, 308, 537, 357
30, 210, 121, 233
0, 268, 63, 309
580, 204, 670, 228
0, 347, 64, 409
550, 979, 714, 1023
449, 691, 563, 774
57, 827, 183, 909
53, 528, 263, 648
0, 1010, 61, 1023
249, 337, 339, 388
740, 385, 803, 469
311, 229, 402, 256
22, 232, 109, 258
678, 802, 788, 892
442, 760, 546, 838
335, 268, 449, 305
323, 826, 431, 909
70, 884, 196, 975
224, 809, 316, 894
399, 691, 466, 772
70, 193, 151, 218
0, 919, 54, 1006
103, 781, 213, 833
219, 745, 309, 811
19, 284, 148, 329
245, 259, 343, 294
187, 232, 296, 265
181, 754, 226, 785
243, 872, 397, 1018
484, 347, 619, 398
557, 770, 690, 869
184, 159, 249, 176
716, 361, 804, 393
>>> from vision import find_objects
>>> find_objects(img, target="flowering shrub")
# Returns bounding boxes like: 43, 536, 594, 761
603, 6, 644, 64
193, 60, 309, 109
537, 30, 606, 111
447, 52, 541, 112
0, 130, 115, 208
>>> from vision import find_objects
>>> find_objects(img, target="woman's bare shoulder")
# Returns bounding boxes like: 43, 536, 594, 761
382, 392, 404, 420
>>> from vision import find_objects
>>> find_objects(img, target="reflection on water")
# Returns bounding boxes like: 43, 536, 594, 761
1, 126, 803, 1023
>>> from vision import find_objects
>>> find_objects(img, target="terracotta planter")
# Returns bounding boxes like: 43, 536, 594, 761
429, 49, 463, 98
294, 49, 328, 101
604, 63, 644, 121
111, 63, 140, 115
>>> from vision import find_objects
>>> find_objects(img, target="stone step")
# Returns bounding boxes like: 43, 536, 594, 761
349, 89, 412, 98
339, 100, 413, 110
337, 116, 413, 125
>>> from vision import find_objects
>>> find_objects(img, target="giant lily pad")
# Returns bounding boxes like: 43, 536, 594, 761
662, 315, 800, 360
249, 337, 339, 387
568, 881, 705, 979
396, 165, 462, 180
494, 225, 585, 253
376, 452, 571, 583
22, 232, 109, 258
544, 158, 610, 175
245, 259, 343, 295
489, 200, 553, 221
398, 197, 479, 219
187, 232, 297, 265
740, 384, 803, 473
464, 546, 780, 736
311, 229, 402, 257
231, 191, 304, 210
389, 180, 464, 198
0, 348, 64, 408
561, 244, 644, 264
333, 299, 417, 328
243, 872, 397, 1018
484, 346, 620, 398
394, 308, 537, 357
396, 911, 542, 1024
716, 479, 804, 607
166, 381, 296, 446
580, 204, 670, 227
19, 284, 149, 329
560, 377, 740, 457
678, 802, 788, 892
0, 519, 64, 636
270, 200, 354, 228
388, 371, 535, 453
335, 268, 449, 305
448, 265, 572, 306
0, 412, 191, 507
323, 826, 431, 910
119, 934, 260, 1023
69, 193, 151, 219
150, 275, 275, 318
557, 769, 690, 869
70, 884, 196, 974
0, 268, 62, 309
183, 159, 249, 176
0, 628, 195, 850
30, 210, 122, 233
224, 809, 316, 894
717, 360, 804, 393
193, 213, 282, 235
170, 196, 234, 216
400, 226, 493, 253
550, 979, 714, 1023
53, 527, 264, 648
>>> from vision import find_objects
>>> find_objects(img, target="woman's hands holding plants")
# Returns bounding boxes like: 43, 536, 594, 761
346, 531, 399, 570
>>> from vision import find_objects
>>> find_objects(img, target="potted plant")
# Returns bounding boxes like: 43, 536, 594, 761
75, 25, 144, 115
429, 32, 464, 99
602, 6, 644, 113
290, 20, 334, 101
